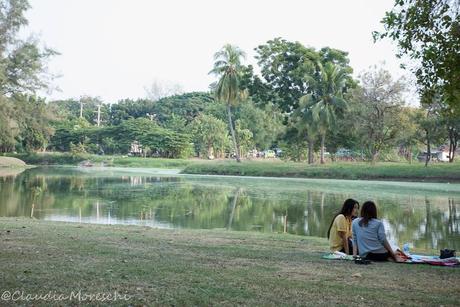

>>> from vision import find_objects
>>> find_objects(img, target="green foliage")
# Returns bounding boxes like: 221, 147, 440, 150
153, 92, 215, 124
234, 101, 284, 150
69, 142, 86, 155
235, 122, 254, 157
255, 38, 356, 163
190, 114, 229, 158
0, 96, 18, 152
0, 0, 57, 153
50, 118, 192, 158
352, 66, 407, 162
2, 95, 55, 152
0, 0, 58, 95
376, 0, 460, 111
255, 38, 319, 112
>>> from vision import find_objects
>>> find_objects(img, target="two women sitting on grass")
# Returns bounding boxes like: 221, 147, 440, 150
327, 198, 360, 255
328, 199, 396, 261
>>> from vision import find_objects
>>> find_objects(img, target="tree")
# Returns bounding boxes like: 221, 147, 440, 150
234, 101, 284, 151
352, 66, 407, 163
396, 107, 423, 163
299, 62, 350, 164
254, 38, 318, 113
209, 44, 247, 162
0, 95, 18, 152
235, 121, 254, 158
0, 0, 57, 95
191, 114, 228, 158
443, 107, 460, 162
0, 0, 57, 153
413, 102, 447, 166
152, 92, 214, 125
291, 101, 317, 163
375, 0, 460, 112
254, 39, 355, 162
15, 95, 56, 151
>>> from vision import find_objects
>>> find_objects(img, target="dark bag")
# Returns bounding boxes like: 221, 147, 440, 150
354, 256, 371, 265
440, 249, 456, 259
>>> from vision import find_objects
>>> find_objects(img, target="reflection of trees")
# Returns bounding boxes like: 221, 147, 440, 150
1, 168, 459, 250
227, 188, 242, 230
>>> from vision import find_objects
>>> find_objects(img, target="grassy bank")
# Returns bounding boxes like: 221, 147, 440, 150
5, 152, 460, 182
6, 152, 197, 168
0, 218, 459, 306
182, 160, 460, 182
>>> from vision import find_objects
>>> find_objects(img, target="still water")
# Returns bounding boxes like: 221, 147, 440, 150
1, 167, 459, 250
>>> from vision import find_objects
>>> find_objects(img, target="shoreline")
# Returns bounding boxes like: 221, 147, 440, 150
4, 153, 460, 183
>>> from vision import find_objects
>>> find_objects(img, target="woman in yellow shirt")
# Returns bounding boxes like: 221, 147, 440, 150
327, 199, 359, 254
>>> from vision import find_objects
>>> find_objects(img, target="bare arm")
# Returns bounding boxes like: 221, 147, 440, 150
383, 239, 396, 261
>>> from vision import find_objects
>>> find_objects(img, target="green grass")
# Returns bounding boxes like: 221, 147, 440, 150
182, 160, 460, 182
0, 218, 459, 306
5, 152, 199, 169
97, 156, 194, 168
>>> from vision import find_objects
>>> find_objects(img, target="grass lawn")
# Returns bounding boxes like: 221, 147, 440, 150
5, 152, 199, 169
182, 160, 460, 182
0, 218, 459, 306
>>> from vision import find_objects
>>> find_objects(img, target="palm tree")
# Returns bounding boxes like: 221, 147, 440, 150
209, 44, 246, 162
300, 62, 349, 164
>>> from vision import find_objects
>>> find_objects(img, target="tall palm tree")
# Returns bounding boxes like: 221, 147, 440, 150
209, 44, 246, 162
300, 62, 349, 164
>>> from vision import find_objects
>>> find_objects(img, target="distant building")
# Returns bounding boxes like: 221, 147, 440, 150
418, 145, 451, 162
130, 141, 143, 156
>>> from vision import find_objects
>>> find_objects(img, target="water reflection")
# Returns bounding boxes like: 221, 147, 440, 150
0, 167, 459, 250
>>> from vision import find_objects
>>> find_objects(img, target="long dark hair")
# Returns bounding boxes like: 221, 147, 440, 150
327, 198, 359, 238
358, 201, 378, 227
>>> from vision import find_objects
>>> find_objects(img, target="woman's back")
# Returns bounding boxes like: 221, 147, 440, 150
352, 218, 387, 257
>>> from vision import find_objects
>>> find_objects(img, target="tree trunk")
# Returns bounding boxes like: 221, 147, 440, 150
320, 133, 325, 164
226, 105, 241, 162
307, 138, 314, 164
425, 129, 431, 167
448, 127, 458, 163
206, 141, 214, 159
450, 143, 456, 162
371, 151, 379, 165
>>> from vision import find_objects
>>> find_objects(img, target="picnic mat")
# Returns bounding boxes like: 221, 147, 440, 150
322, 251, 460, 266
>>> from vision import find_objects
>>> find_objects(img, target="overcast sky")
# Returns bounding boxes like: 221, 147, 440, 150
24, 0, 409, 103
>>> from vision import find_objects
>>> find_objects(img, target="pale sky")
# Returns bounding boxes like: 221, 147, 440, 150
24, 0, 410, 104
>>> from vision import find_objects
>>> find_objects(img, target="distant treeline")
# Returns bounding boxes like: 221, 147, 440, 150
0, 1, 458, 164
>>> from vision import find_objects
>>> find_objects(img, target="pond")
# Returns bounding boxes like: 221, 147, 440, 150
1, 166, 459, 250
